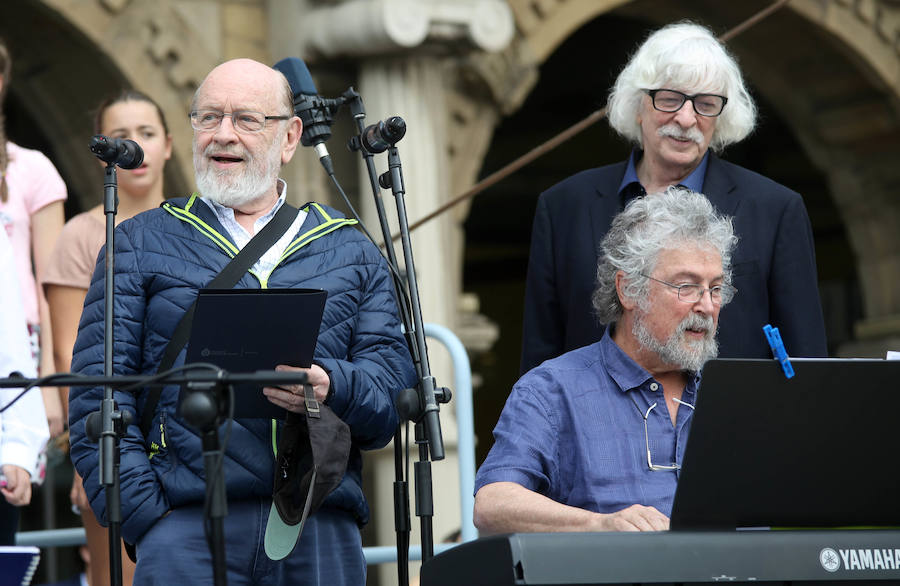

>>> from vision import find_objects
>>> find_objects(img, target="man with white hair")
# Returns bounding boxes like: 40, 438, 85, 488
521, 21, 827, 374
475, 187, 736, 532
69, 59, 415, 585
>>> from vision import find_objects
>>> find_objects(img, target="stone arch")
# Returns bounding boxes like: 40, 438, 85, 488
781, 0, 900, 347
508, 0, 632, 63
3, 0, 224, 213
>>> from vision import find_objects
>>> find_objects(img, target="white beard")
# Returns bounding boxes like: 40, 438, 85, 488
193, 137, 282, 208
632, 309, 719, 372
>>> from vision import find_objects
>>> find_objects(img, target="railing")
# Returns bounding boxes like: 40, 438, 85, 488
17, 323, 477, 565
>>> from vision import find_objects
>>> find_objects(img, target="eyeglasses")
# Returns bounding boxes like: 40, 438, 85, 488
640, 401, 693, 471
643, 89, 728, 117
189, 110, 291, 133
642, 274, 736, 305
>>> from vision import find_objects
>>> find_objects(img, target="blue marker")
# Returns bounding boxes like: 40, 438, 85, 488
763, 324, 794, 379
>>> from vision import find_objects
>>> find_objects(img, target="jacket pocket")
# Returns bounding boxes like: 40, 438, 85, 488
147, 411, 169, 461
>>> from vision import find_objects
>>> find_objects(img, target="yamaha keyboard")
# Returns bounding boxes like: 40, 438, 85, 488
420, 530, 900, 584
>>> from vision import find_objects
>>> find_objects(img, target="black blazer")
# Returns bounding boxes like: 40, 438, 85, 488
521, 154, 827, 374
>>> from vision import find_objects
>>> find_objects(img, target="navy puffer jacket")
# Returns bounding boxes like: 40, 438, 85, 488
69, 196, 416, 544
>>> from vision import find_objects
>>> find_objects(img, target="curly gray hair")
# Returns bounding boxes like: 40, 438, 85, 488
606, 21, 757, 153
592, 186, 738, 324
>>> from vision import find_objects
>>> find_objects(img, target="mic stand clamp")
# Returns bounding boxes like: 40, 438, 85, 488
395, 386, 451, 425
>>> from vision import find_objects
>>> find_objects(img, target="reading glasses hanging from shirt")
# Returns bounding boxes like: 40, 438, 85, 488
633, 398, 694, 472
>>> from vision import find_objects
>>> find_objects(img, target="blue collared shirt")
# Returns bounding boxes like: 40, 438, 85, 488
474, 327, 699, 517
617, 149, 709, 203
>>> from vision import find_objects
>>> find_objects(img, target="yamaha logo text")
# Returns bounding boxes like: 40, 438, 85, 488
820, 547, 900, 572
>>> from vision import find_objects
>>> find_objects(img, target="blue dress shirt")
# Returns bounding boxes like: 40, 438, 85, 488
475, 327, 699, 517
617, 149, 709, 202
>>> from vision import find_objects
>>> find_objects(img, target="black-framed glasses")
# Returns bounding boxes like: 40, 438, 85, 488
639, 401, 694, 471
189, 110, 291, 133
642, 274, 736, 305
643, 89, 728, 117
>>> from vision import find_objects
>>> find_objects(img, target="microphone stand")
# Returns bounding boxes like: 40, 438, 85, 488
304, 86, 449, 582
345, 93, 416, 586
379, 142, 448, 565
343, 104, 449, 577
87, 162, 128, 586
179, 374, 231, 586
82, 136, 145, 586
0, 367, 309, 586
303, 88, 422, 583
0, 370, 310, 392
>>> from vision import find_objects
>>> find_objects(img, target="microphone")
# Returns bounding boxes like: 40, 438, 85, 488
273, 57, 346, 171
359, 116, 407, 154
89, 135, 144, 169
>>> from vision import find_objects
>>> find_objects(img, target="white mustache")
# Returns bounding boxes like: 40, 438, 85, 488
205, 143, 249, 160
658, 124, 704, 145
678, 312, 715, 338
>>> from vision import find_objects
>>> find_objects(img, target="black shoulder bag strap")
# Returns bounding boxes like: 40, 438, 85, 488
138, 202, 299, 436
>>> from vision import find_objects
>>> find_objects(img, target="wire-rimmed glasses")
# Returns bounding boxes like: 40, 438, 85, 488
643, 89, 728, 117
642, 274, 736, 305
189, 110, 291, 133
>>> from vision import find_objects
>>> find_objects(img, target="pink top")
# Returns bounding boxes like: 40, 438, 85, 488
0, 142, 68, 324
42, 211, 105, 291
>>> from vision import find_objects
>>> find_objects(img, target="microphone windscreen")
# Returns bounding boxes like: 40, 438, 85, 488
118, 140, 144, 170
383, 116, 407, 143
273, 57, 318, 97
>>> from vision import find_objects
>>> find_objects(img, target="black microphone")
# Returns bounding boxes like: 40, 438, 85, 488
273, 57, 346, 172
89, 135, 144, 169
359, 117, 407, 154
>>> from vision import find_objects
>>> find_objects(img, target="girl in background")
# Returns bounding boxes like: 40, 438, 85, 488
43, 89, 172, 586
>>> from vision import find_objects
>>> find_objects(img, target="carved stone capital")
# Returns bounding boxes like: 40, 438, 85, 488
300, 0, 514, 59
460, 40, 539, 116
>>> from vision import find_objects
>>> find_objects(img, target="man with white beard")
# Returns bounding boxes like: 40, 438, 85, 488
474, 187, 736, 533
69, 59, 415, 585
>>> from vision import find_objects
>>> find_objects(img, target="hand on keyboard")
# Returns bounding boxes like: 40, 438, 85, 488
597, 504, 669, 532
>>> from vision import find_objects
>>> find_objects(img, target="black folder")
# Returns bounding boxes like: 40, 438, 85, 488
184, 288, 327, 419
0, 546, 40, 586
671, 357, 900, 530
